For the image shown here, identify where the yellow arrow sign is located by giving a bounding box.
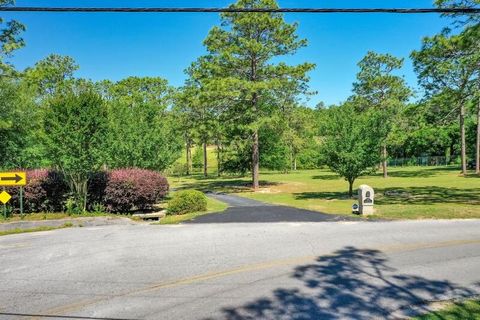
[0,172,27,186]
[0,191,12,204]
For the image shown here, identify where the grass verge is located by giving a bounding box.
[158,196,228,225]
[0,212,132,224]
[413,299,480,320]
[0,223,74,237]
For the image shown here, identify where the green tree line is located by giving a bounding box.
[1,0,479,199]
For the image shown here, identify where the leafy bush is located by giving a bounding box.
[167,190,207,215]
[64,196,83,215]
[7,169,68,213]
[104,168,169,213]
[166,162,188,177]
[192,147,203,169]
[87,171,108,210]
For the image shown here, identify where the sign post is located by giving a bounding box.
[0,172,27,219]
[20,186,24,217]
[2,187,6,219]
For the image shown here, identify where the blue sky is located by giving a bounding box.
[3,0,451,106]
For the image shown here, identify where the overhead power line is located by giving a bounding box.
[0,7,479,14]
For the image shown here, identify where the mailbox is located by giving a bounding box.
[358,184,374,215]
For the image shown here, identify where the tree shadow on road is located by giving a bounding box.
[205,246,477,320]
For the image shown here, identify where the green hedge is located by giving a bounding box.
[167,190,207,215]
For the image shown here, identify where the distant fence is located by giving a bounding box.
[388,156,460,167]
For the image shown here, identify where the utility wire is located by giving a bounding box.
[0,7,479,14]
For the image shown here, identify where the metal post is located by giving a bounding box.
[3,186,6,219]
[20,186,24,217]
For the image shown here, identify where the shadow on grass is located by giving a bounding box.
[176,176,280,193]
[377,186,480,205]
[311,174,341,180]
[295,191,352,200]
[204,246,476,320]
[312,167,460,181]
[375,166,460,178]
[295,186,480,206]
[384,170,438,178]
[465,174,480,179]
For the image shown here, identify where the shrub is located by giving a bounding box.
[64,196,83,215]
[192,147,203,169]
[167,190,207,215]
[7,169,68,213]
[104,168,169,213]
[87,171,108,210]
[166,162,188,177]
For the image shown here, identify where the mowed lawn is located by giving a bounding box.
[413,299,480,320]
[170,166,480,220]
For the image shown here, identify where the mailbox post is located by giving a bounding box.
[358,184,375,215]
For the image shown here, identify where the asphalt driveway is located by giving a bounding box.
[187,193,357,223]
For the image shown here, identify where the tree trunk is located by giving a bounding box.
[250,49,260,190]
[293,157,297,171]
[186,139,192,176]
[81,180,87,213]
[382,144,388,178]
[476,99,480,174]
[348,179,354,198]
[460,103,467,175]
[252,129,260,190]
[216,140,221,177]
[203,141,208,177]
[70,174,87,213]
[290,151,293,172]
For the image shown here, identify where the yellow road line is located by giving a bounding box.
[380,238,480,254]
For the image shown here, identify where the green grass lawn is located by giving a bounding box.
[0,224,74,237]
[157,196,229,224]
[0,212,132,223]
[169,166,480,220]
[413,299,480,320]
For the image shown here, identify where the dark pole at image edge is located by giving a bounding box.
[0,7,479,14]
[2,187,6,219]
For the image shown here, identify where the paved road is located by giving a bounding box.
[189,193,355,223]
[0,219,479,319]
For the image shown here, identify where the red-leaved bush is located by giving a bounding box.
[7,169,68,213]
[103,168,169,213]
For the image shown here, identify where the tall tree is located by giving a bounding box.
[412,27,480,175]
[0,77,43,169]
[184,59,221,177]
[352,52,411,178]
[101,77,182,171]
[24,54,79,97]
[173,87,198,176]
[282,105,317,171]
[476,88,480,174]
[201,0,314,189]
[0,0,25,75]
[44,89,107,211]
[435,0,480,25]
